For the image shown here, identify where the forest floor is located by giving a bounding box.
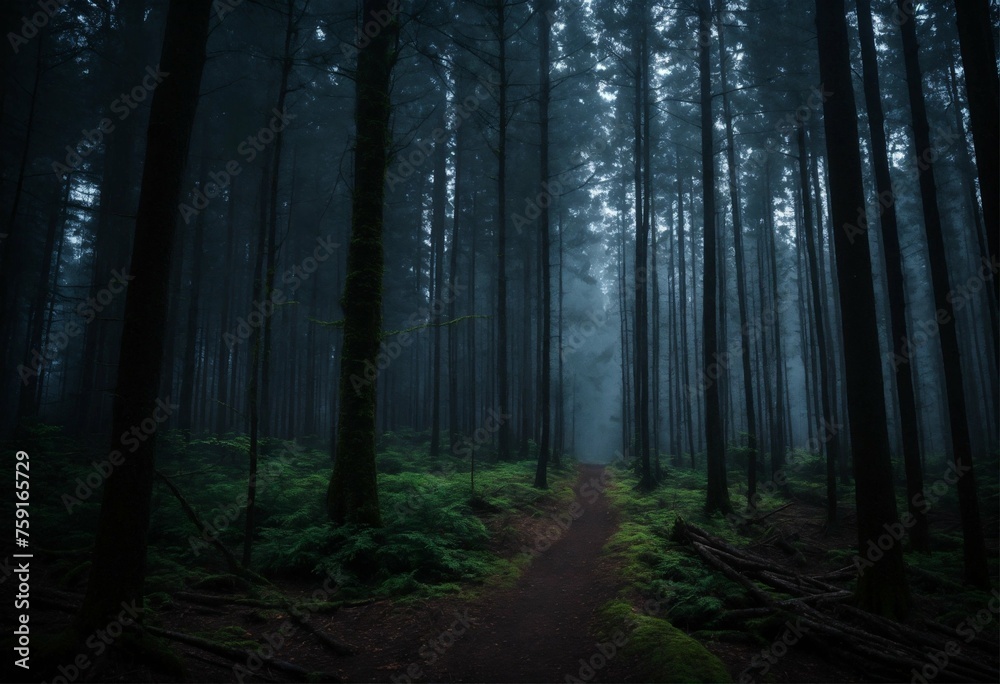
[18,456,999,683]
[329,463,624,682]
[171,463,635,683]
[138,465,868,682]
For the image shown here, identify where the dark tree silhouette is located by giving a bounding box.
[76,0,213,632]
[896,0,990,589]
[327,0,399,526]
[700,0,731,515]
[814,0,909,618]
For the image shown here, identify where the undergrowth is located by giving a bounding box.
[605,446,1000,652]
[15,423,577,604]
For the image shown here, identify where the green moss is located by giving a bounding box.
[603,466,752,630]
[598,601,732,683]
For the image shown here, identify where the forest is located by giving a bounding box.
[0,0,998,681]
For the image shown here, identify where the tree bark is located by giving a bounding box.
[495,0,511,461]
[953,0,999,302]
[896,1,989,589]
[855,0,928,551]
[327,0,399,526]
[700,0,730,514]
[534,0,552,488]
[75,0,212,632]
[814,0,909,618]
[717,2,758,508]
[797,127,839,525]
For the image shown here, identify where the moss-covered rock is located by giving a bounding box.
[598,600,732,683]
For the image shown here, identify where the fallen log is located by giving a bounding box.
[673,517,999,682]
[147,626,339,682]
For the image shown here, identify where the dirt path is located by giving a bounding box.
[341,463,624,683]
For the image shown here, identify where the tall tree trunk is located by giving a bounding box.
[245,1,297,562]
[644,13,659,481]
[953,0,999,303]
[534,0,552,488]
[495,0,511,461]
[179,154,208,437]
[244,156,270,563]
[555,203,564,466]
[0,28,43,399]
[810,132,844,480]
[16,180,62,422]
[633,9,652,489]
[947,58,999,449]
[717,2,758,508]
[76,0,212,632]
[763,167,787,478]
[38,192,70,416]
[78,0,148,436]
[855,0,928,551]
[430,91,448,458]
[797,127,840,525]
[814,0,909,618]
[700,0,730,514]
[896,2,990,589]
[327,0,398,526]
[449,86,464,456]
[676,150,695,463]
[216,176,239,433]
[668,225,683,466]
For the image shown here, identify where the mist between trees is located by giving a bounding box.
[0,0,997,680]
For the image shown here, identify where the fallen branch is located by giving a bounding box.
[672,517,999,682]
[155,470,248,579]
[146,626,335,682]
[750,502,796,524]
[155,471,355,656]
